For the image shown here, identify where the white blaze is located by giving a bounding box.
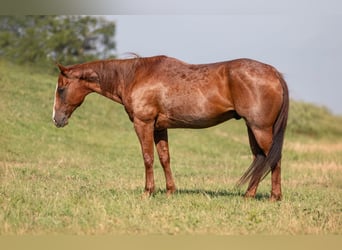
[52,84,57,122]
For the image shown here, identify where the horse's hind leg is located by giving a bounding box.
[249,125,283,201]
[271,161,282,201]
[244,126,263,198]
[245,125,273,198]
[154,129,176,195]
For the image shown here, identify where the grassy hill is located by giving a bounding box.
[0,59,341,235]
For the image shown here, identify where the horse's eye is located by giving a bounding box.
[57,87,65,95]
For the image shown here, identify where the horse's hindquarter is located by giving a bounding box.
[227,59,284,128]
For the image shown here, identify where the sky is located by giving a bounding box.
[102,3,342,115]
[2,1,341,114]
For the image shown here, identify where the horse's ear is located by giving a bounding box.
[56,63,81,79]
[56,62,96,81]
[57,63,74,78]
[57,63,67,74]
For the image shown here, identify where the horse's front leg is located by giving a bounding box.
[154,129,176,196]
[134,119,155,197]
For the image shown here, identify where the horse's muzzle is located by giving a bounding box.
[52,114,68,128]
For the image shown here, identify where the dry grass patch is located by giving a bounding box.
[290,162,342,172]
[286,141,342,153]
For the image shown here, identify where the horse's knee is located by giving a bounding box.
[143,153,154,167]
[159,154,170,167]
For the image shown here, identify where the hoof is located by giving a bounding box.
[270,193,282,202]
[141,192,151,200]
[244,191,256,199]
[141,188,154,199]
[166,187,176,197]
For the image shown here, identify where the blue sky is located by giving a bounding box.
[108,13,342,115]
[3,0,340,114]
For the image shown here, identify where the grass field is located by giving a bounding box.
[0,59,341,235]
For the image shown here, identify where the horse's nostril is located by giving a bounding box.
[52,117,66,128]
[52,117,59,126]
[52,116,67,128]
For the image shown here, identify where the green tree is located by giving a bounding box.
[0,16,116,67]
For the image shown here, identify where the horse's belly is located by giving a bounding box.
[152,83,236,129]
[155,109,239,129]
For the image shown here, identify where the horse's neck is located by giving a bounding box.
[89,57,161,104]
[94,59,139,104]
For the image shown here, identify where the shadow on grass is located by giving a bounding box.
[155,188,270,201]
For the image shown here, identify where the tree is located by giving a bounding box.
[0,16,116,68]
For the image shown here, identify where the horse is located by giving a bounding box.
[52,55,289,201]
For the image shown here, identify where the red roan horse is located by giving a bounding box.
[52,55,289,201]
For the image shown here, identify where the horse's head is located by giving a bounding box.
[52,64,98,128]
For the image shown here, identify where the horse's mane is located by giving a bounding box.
[70,55,166,94]
[120,52,141,59]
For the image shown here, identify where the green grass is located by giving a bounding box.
[0,59,341,235]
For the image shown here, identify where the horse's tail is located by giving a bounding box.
[238,72,289,187]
